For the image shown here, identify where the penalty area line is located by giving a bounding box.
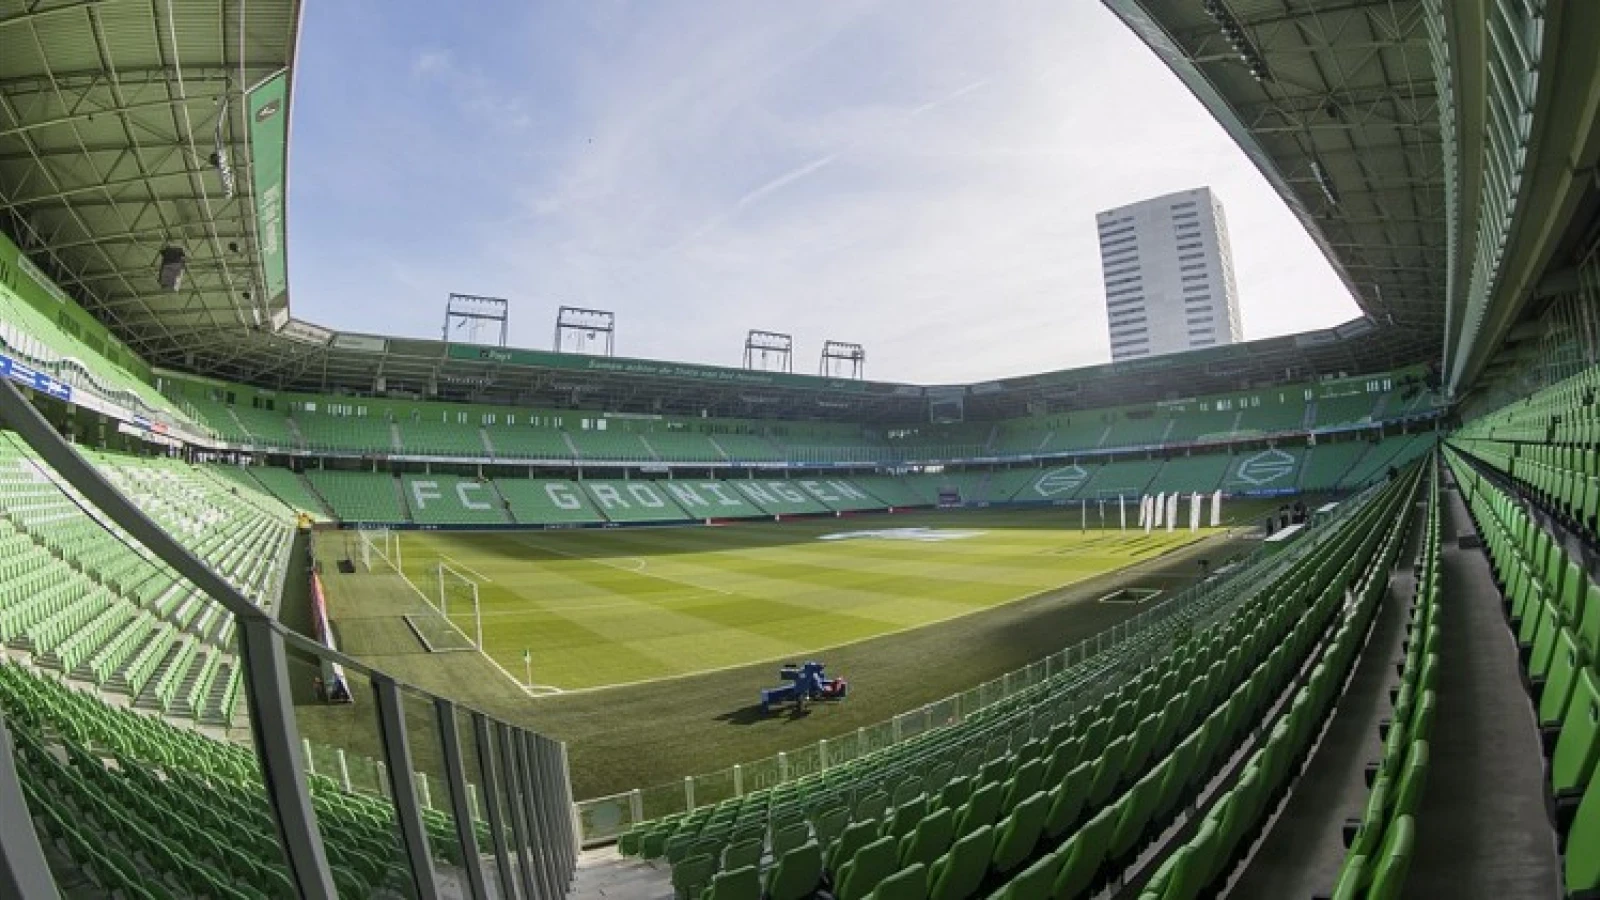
[439,553,495,583]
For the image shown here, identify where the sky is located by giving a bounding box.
[285,0,1361,385]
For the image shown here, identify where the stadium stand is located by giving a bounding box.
[568,429,654,462]
[226,404,300,450]
[498,478,609,526]
[486,422,579,460]
[1313,390,1379,429]
[1101,414,1171,450]
[305,470,410,523]
[616,463,1421,900]
[582,480,694,522]
[853,477,934,509]
[656,481,771,519]
[402,474,509,526]
[397,418,491,457]
[295,412,395,455]
[1221,447,1303,495]
[237,465,334,522]
[1076,459,1163,500]
[708,433,788,463]
[1145,453,1230,496]
[640,430,728,463]
[1232,396,1312,436]
[1297,441,1371,493]
[1336,434,1435,491]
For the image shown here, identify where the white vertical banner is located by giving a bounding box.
[1166,492,1178,532]
[1080,500,1086,531]
[1189,492,1201,531]
[1211,489,1223,526]
[1151,493,1163,528]
[1138,495,1148,526]
[1119,495,1127,531]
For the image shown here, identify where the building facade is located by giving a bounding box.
[1098,187,1243,361]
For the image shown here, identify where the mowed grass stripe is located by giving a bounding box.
[382,518,1211,689]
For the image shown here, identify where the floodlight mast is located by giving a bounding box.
[553,306,616,356]
[819,340,866,379]
[441,293,510,346]
[743,330,794,373]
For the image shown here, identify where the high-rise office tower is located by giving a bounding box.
[1098,187,1243,361]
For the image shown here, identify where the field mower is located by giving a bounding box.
[759,661,847,713]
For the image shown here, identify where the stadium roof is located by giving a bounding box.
[1106,0,1445,366]
[17,0,1586,424]
[0,0,299,360]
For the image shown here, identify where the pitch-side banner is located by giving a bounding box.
[248,71,290,307]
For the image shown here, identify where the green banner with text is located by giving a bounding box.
[247,72,290,306]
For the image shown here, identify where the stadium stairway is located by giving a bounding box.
[602,464,1421,900]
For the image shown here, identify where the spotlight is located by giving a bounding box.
[157,247,187,292]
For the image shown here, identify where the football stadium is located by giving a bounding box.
[0,1,1596,899]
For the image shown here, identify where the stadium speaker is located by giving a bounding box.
[157,247,187,292]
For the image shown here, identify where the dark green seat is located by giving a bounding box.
[955,783,1003,838]
[702,865,761,900]
[1541,627,1588,728]
[867,863,928,900]
[765,842,823,900]
[883,794,928,840]
[927,824,994,900]
[1365,815,1415,900]
[1043,761,1092,840]
[722,837,762,872]
[773,821,811,858]
[1051,803,1115,900]
[828,819,879,874]
[1552,667,1600,801]
[898,807,954,868]
[836,836,899,900]
[813,806,850,851]
[672,853,717,900]
[990,790,1049,876]
[991,853,1055,900]
[1564,760,1600,893]
[1001,759,1045,813]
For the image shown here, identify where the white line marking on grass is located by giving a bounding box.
[439,554,495,583]
[509,537,736,596]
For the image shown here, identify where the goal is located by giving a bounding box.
[432,561,484,651]
[355,527,400,573]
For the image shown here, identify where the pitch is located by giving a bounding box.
[344,509,1218,691]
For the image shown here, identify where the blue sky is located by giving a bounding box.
[286,0,1360,384]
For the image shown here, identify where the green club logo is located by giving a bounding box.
[1235,449,1296,486]
[1033,465,1089,497]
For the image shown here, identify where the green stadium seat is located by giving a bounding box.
[765,841,823,900]
[866,862,928,900]
[672,853,716,900]
[989,790,1048,876]
[927,825,994,900]
[703,865,761,900]
[829,820,879,874]
[898,807,954,868]
[835,836,898,900]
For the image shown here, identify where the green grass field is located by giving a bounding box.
[384,511,1217,690]
[312,507,1269,797]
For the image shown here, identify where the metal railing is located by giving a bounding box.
[0,377,579,900]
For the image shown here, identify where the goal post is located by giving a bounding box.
[434,561,484,651]
[355,527,399,574]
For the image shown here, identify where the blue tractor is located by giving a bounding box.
[760,661,848,713]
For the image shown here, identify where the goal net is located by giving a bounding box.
[355,527,399,573]
[401,560,482,654]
